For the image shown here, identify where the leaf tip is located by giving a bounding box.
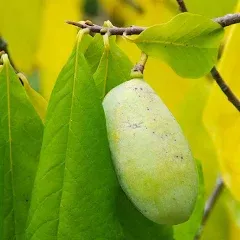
[1,53,9,65]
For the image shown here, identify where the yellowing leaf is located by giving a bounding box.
[36,0,82,100]
[203,2,240,201]
[0,0,43,73]
[18,73,47,123]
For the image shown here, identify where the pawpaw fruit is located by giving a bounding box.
[103,78,198,225]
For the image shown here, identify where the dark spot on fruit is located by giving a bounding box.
[152,131,155,134]
[181,156,183,159]
[174,139,176,142]
[140,87,143,90]
[147,107,149,110]
[135,87,138,90]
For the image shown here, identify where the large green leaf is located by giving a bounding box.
[25,31,124,239]
[174,160,204,240]
[84,34,104,74]
[0,54,43,239]
[93,36,133,99]
[129,12,224,78]
[117,189,174,240]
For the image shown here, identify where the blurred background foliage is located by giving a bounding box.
[0,0,240,239]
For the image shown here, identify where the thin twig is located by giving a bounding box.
[66,12,240,35]
[194,177,224,240]
[66,20,146,35]
[211,67,240,111]
[176,0,188,12]
[214,13,240,27]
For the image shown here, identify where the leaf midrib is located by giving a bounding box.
[137,39,217,49]
[103,49,109,98]
[6,62,17,238]
[55,38,81,238]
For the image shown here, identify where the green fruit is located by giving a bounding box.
[103,78,198,225]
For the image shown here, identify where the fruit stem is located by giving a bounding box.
[130,52,148,79]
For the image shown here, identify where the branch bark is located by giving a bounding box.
[194,177,224,240]
[211,67,240,111]
[67,12,240,35]
[176,0,188,12]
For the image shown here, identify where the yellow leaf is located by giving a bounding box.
[36,0,81,99]
[0,0,43,73]
[18,73,47,123]
[225,192,240,240]
[203,2,240,201]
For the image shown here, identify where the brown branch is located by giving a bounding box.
[194,177,224,240]
[66,12,240,35]
[211,67,240,111]
[66,20,146,35]
[176,0,188,12]
[214,13,240,27]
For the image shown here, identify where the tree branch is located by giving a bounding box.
[211,67,240,111]
[176,0,188,12]
[194,177,224,240]
[66,12,240,35]
[214,13,240,27]
[66,20,146,35]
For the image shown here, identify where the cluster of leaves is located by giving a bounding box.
[0,11,231,239]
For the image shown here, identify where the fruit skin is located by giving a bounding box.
[103,78,198,225]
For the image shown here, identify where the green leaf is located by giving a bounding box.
[174,159,204,240]
[93,36,173,240]
[130,12,224,78]
[85,34,104,74]
[117,188,174,240]
[26,32,124,239]
[93,36,133,99]
[0,54,44,239]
